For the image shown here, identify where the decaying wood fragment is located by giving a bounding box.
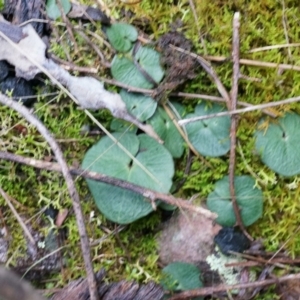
[51,269,164,300]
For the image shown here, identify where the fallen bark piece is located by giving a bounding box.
[51,269,164,300]
[0,20,162,143]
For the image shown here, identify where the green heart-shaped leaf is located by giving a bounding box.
[185,102,230,157]
[82,133,174,224]
[111,46,164,89]
[106,23,138,52]
[207,176,263,227]
[120,89,157,122]
[255,113,300,176]
[161,262,203,293]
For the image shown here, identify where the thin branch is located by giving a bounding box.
[0,151,217,220]
[248,43,300,53]
[100,78,276,117]
[227,251,288,269]
[99,76,154,94]
[168,272,300,299]
[0,187,35,245]
[50,54,98,73]
[178,94,300,125]
[0,93,99,300]
[229,12,251,240]
[99,64,276,118]
[163,101,214,168]
[204,55,300,72]
[89,77,277,118]
[163,102,201,158]
[173,92,276,117]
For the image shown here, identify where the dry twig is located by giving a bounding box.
[0,151,216,220]
[50,54,98,73]
[0,187,35,245]
[204,55,300,72]
[163,102,201,158]
[97,79,277,117]
[229,13,251,240]
[178,94,300,124]
[248,43,300,53]
[168,272,300,299]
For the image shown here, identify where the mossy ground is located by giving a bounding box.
[1,0,300,297]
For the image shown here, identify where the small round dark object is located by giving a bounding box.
[0,76,36,106]
[0,60,10,81]
[44,206,59,221]
[214,227,250,255]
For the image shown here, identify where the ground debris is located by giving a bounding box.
[155,22,197,99]
[158,210,221,264]
[2,0,47,36]
[51,269,164,300]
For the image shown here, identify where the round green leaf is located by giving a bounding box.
[106,23,138,52]
[185,103,231,157]
[207,176,263,227]
[46,0,71,20]
[111,46,164,89]
[82,132,174,224]
[161,262,203,292]
[148,106,185,158]
[255,113,300,176]
[120,89,157,122]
